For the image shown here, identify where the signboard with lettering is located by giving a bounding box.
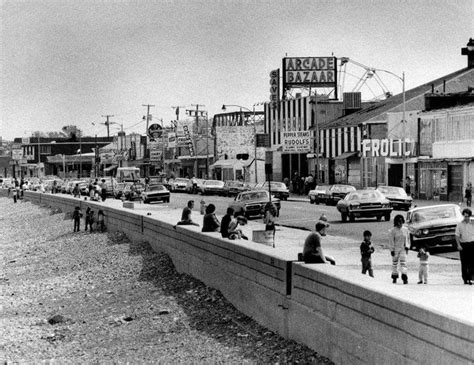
[150,149,162,162]
[282,57,337,89]
[361,139,416,158]
[269,69,279,104]
[282,130,311,152]
[183,125,195,157]
[167,132,176,149]
[148,123,162,141]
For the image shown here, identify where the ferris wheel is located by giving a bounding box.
[283,57,401,102]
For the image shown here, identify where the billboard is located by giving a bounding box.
[282,57,337,89]
[282,130,311,153]
[269,69,279,104]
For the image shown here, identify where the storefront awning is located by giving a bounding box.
[210,158,250,169]
[334,151,359,160]
[104,164,118,172]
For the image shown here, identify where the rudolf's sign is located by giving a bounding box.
[361,139,415,158]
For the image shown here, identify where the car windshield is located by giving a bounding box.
[148,185,165,191]
[411,206,458,222]
[205,180,224,186]
[332,185,354,193]
[348,190,383,200]
[242,191,267,201]
[378,186,407,197]
[316,185,329,191]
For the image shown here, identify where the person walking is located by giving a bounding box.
[455,208,474,285]
[417,246,429,284]
[100,179,107,202]
[388,214,410,284]
[360,230,375,277]
[465,182,472,207]
[72,183,80,198]
[72,206,82,232]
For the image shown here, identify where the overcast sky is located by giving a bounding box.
[0,0,472,140]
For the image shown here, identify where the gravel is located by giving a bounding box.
[1,198,333,364]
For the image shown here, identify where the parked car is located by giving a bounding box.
[113,182,128,199]
[185,178,205,194]
[200,180,225,195]
[406,204,465,250]
[222,180,250,197]
[376,186,413,211]
[229,190,281,219]
[78,181,90,196]
[141,184,170,204]
[324,184,356,205]
[168,178,189,192]
[123,182,145,201]
[308,185,330,204]
[336,189,392,222]
[257,181,290,200]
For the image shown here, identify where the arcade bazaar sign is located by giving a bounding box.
[361,139,416,158]
[282,131,311,153]
[283,57,337,88]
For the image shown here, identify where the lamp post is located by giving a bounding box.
[221,104,258,183]
[309,95,320,184]
[374,69,406,187]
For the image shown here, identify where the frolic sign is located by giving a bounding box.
[361,139,415,158]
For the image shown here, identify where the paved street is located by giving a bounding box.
[106,191,462,260]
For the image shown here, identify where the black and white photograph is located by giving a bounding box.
[1,0,473,363]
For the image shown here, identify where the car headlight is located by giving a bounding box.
[415,230,421,237]
[422,229,429,235]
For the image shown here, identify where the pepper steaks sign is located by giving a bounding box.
[282,131,311,152]
[283,57,337,88]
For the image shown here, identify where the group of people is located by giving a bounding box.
[284,172,316,196]
[174,200,279,241]
[72,206,106,233]
[302,210,474,286]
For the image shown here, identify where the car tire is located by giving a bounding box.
[143,199,149,204]
[349,213,355,222]
[341,213,347,222]
[384,213,391,221]
[376,215,382,221]
[164,198,170,203]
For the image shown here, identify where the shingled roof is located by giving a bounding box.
[320,67,474,129]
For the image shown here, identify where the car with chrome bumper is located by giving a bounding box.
[324,184,356,205]
[337,189,392,222]
[257,181,290,200]
[308,185,330,204]
[200,180,225,195]
[168,178,189,192]
[141,184,170,203]
[406,204,464,250]
[229,190,281,219]
[376,185,413,211]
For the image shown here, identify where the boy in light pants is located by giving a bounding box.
[417,246,429,284]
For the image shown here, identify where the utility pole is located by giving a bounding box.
[101,115,114,137]
[187,104,205,177]
[142,104,155,178]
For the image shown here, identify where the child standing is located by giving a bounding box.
[389,215,410,284]
[417,247,429,284]
[85,207,91,231]
[360,230,375,277]
[97,210,105,232]
[72,206,82,232]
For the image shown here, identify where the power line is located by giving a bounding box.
[101,115,114,138]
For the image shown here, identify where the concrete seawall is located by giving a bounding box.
[4,189,473,364]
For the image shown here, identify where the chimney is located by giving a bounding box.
[461,38,474,68]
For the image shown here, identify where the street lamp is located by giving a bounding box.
[221,104,258,183]
[373,69,406,187]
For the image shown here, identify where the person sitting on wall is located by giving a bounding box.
[228,215,248,240]
[202,204,220,233]
[174,200,200,228]
[302,216,336,265]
